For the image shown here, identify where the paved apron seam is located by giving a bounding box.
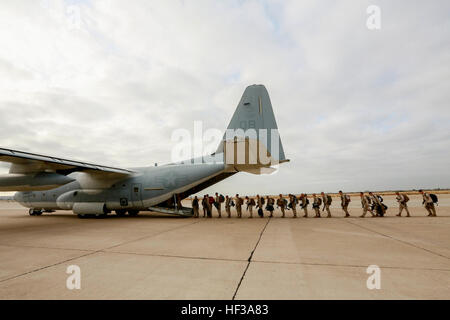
[344,219,449,260]
[0,220,200,284]
[232,217,271,300]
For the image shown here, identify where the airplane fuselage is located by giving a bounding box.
[14,162,233,215]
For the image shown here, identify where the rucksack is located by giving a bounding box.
[209,196,215,204]
[219,194,225,203]
[430,194,438,204]
[261,197,265,205]
[345,195,351,204]
[377,195,384,202]
[326,195,332,205]
[403,194,410,203]
[257,208,263,217]
[250,199,256,206]
[230,200,235,207]
[317,198,322,206]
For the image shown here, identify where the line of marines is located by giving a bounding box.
[190,190,438,218]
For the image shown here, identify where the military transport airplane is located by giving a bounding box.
[0,85,288,218]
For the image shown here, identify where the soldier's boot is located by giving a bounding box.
[344,207,350,217]
[405,208,410,217]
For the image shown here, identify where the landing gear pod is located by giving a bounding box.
[73,202,109,217]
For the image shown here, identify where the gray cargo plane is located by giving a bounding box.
[0,85,288,218]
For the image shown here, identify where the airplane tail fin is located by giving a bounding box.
[215,85,288,174]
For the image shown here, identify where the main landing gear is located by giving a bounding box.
[28,209,43,216]
[77,213,108,219]
[76,210,140,219]
[115,209,139,217]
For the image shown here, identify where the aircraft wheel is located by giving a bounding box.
[95,213,108,219]
[116,209,127,217]
[29,209,42,216]
[77,214,87,219]
[128,210,139,216]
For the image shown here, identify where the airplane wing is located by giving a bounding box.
[0,147,134,175]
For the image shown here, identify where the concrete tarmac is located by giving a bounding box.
[0,194,449,299]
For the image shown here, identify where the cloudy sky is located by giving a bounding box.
[1,0,449,196]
